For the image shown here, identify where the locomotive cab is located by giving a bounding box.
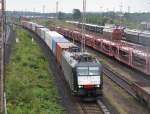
[74,54,103,96]
[62,47,103,97]
[75,64,103,96]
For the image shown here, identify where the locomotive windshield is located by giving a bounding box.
[89,67,99,75]
[77,67,100,76]
[77,67,88,76]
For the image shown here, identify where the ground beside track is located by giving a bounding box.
[103,76,150,114]
[5,28,64,114]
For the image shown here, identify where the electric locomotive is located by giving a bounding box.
[62,46,103,96]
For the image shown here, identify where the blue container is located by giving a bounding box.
[52,37,69,55]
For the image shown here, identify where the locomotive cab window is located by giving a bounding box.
[89,67,99,75]
[77,67,88,76]
[77,67,99,76]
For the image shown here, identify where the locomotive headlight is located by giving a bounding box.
[96,85,100,87]
[78,85,83,88]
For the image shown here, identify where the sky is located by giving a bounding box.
[6,0,150,13]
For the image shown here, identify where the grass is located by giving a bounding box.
[5,28,64,114]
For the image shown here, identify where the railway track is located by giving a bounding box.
[78,99,111,114]
[103,65,136,98]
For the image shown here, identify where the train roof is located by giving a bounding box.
[66,20,104,28]
[39,28,49,31]
[63,50,99,67]
[84,23,104,28]
[36,24,44,28]
[46,31,64,38]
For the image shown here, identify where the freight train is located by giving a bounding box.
[66,21,150,47]
[21,21,103,97]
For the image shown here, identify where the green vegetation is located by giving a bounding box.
[5,28,64,114]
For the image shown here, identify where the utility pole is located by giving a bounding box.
[0,0,5,113]
[43,5,45,13]
[42,5,45,18]
[119,0,123,26]
[81,0,86,52]
[56,0,59,20]
[128,6,130,13]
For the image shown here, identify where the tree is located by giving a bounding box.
[72,9,81,20]
[58,12,65,20]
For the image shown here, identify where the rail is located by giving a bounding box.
[103,65,136,98]
[97,99,111,114]
[78,99,111,114]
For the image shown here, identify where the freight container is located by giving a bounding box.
[31,23,38,31]
[45,31,63,49]
[37,27,42,36]
[35,25,44,33]
[45,31,66,50]
[26,22,32,29]
[39,28,49,40]
[56,42,75,64]
[52,37,69,55]
[139,31,150,47]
